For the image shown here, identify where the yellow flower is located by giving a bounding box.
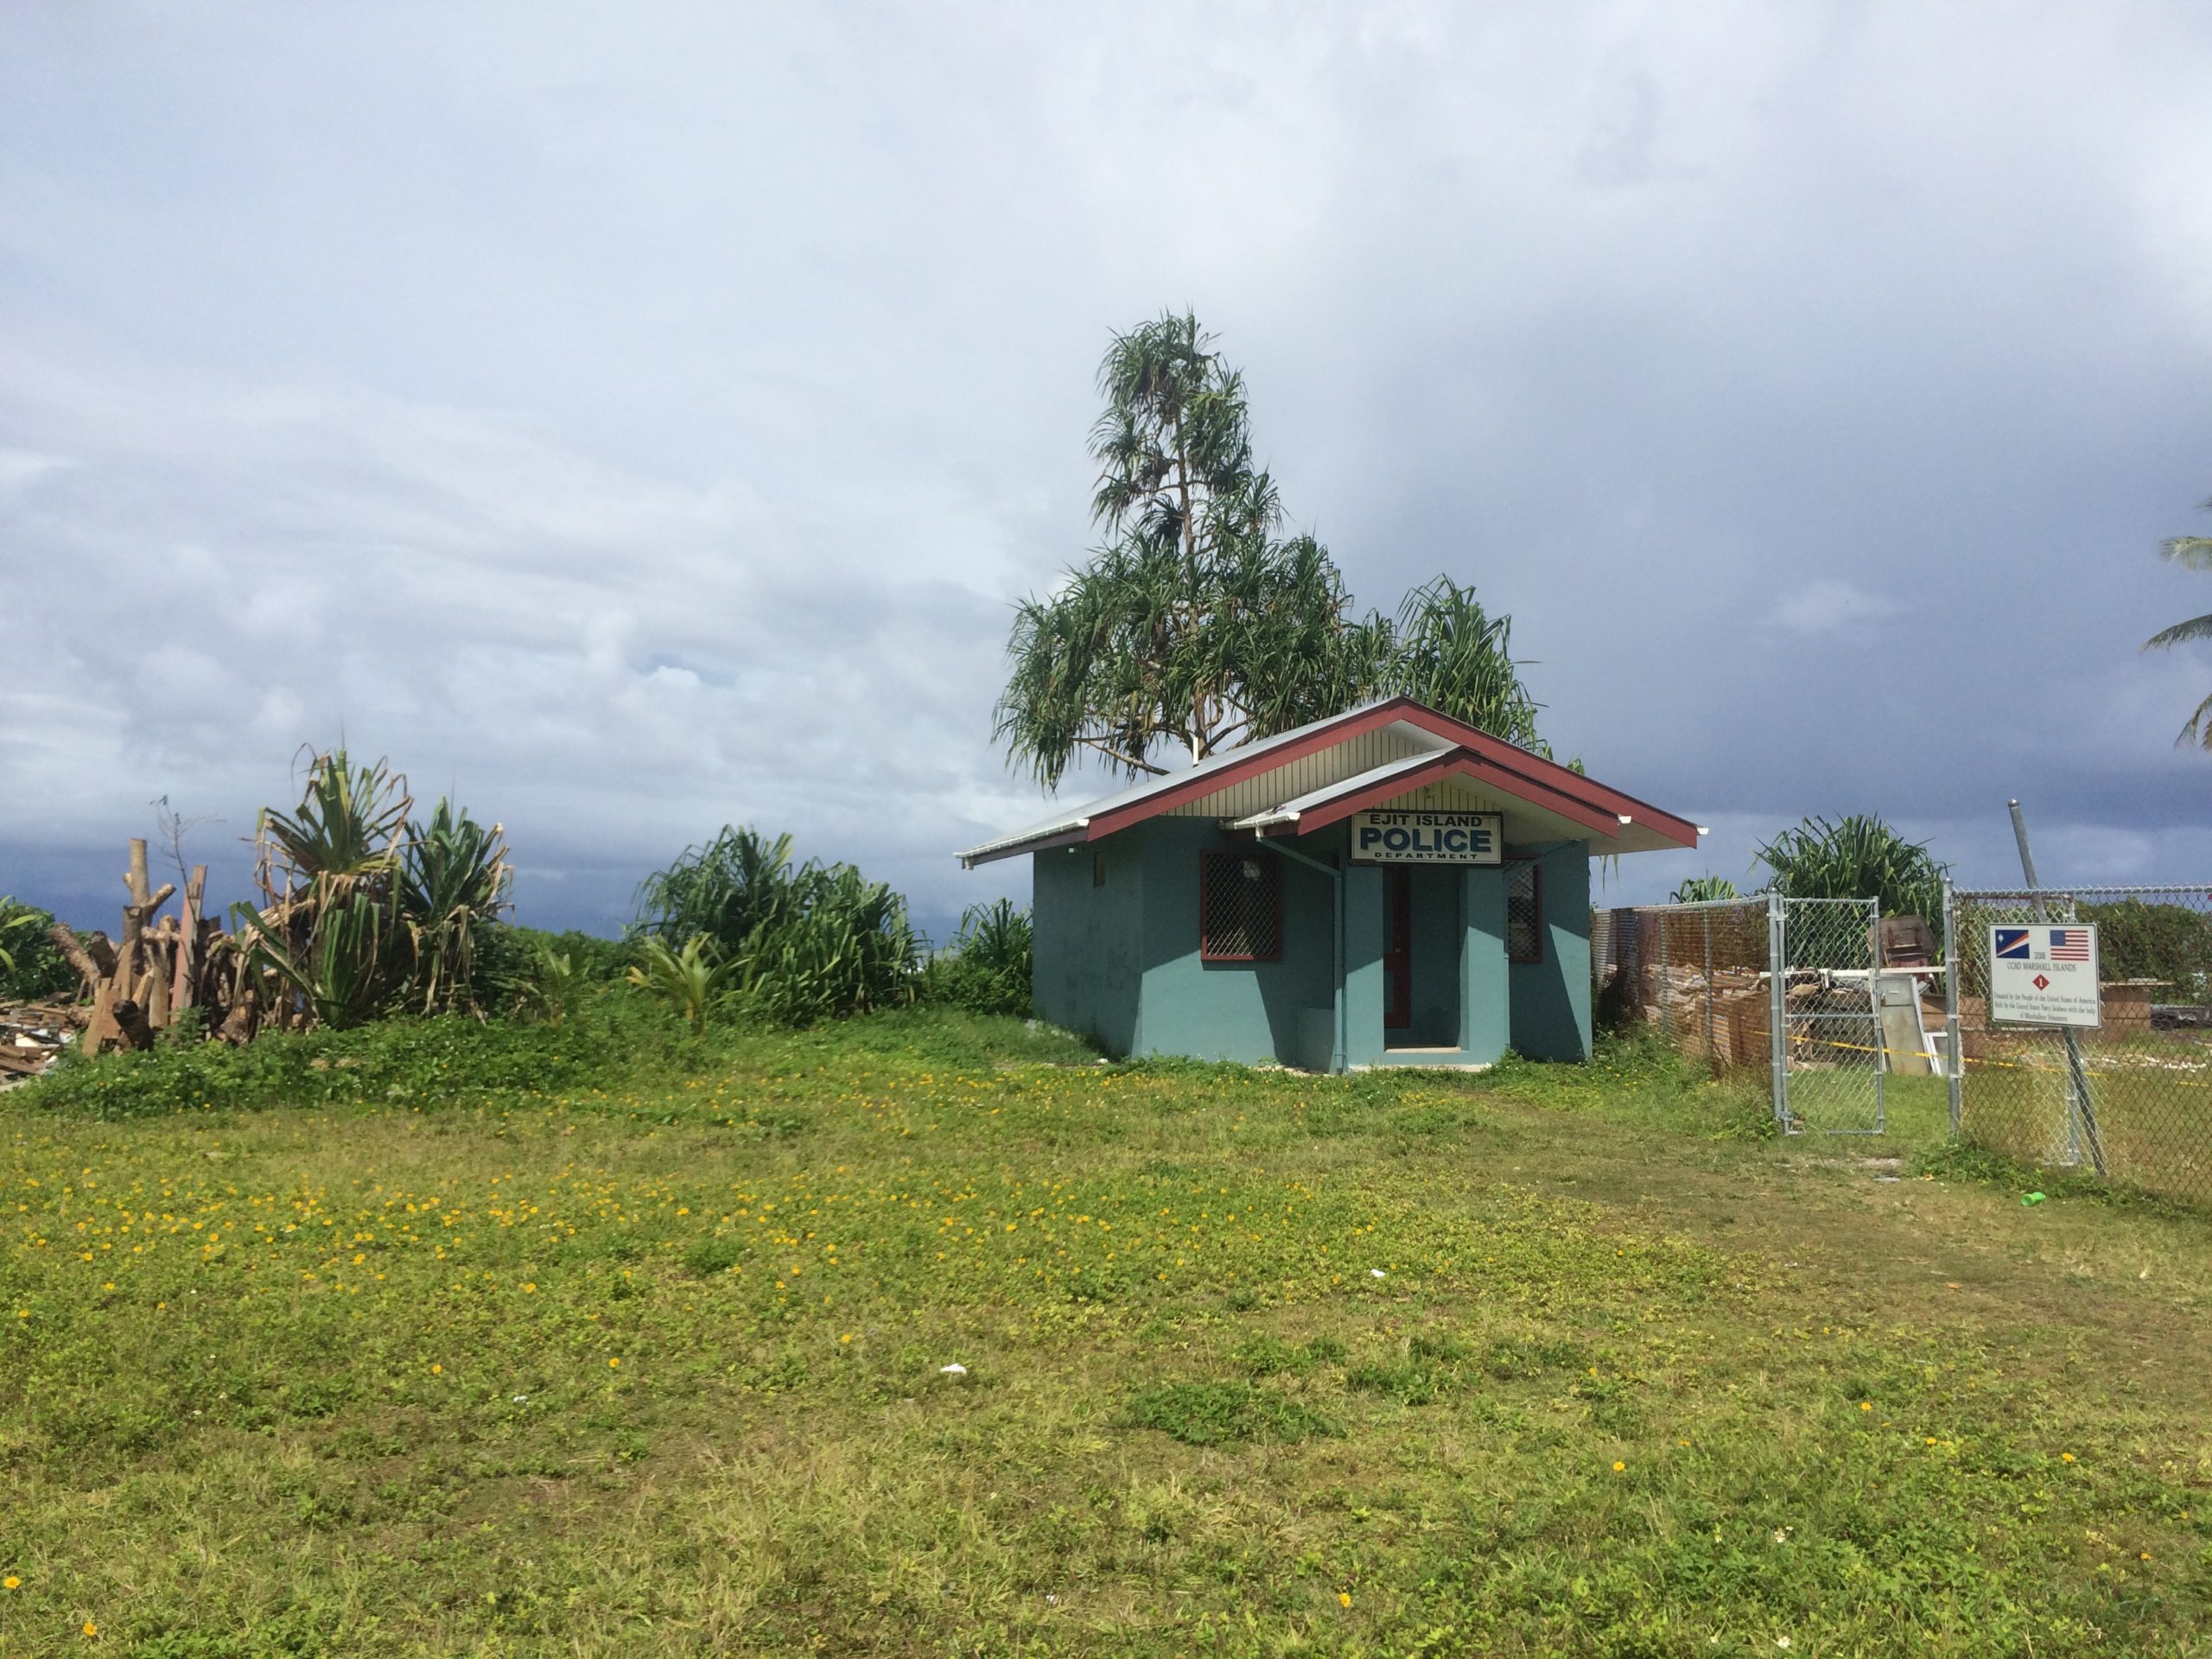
[3,1576,19,1589]
[2061,1452,2075,1464]
[1859,1402,1872,1412]
[430,1364,442,1375]
[83,1623,98,1637]
[609,1357,620,1368]
[1338,1592,1351,1607]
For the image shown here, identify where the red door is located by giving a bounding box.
[1383,868,1412,1031]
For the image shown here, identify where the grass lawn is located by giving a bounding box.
[4,1008,2211,1656]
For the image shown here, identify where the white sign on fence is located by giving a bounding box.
[1349,810,1503,865]
[1987,925,2101,1027]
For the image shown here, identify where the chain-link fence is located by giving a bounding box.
[1950,885,2212,1205]
[1593,894,1898,1135]
[1592,897,1772,1082]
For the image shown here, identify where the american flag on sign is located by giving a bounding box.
[2047,928,2091,961]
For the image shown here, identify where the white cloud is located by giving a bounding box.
[1768,579,1898,635]
[3,2,2211,929]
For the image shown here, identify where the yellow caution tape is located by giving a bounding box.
[1777,1033,2212,1089]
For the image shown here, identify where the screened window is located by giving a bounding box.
[1505,862,1543,964]
[1200,851,1282,962]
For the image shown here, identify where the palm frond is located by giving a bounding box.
[2175,688,2212,752]
[2144,612,2212,651]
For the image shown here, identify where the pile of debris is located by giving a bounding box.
[0,1002,79,1084]
[44,837,280,1059]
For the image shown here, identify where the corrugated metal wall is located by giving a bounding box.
[1166,728,1435,817]
[1164,730,1517,820]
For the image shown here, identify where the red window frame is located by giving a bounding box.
[1199,849,1284,963]
[1506,861,1543,964]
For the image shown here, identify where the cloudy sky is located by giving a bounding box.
[3,2,2208,938]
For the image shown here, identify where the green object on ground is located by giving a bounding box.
[2022,1191,2048,1205]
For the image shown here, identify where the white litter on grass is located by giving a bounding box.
[512,1395,529,1403]
[939,1363,968,1376]
[1370,1268,1386,1279]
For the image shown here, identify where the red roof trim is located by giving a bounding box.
[1089,698,1695,849]
[1261,749,1624,842]
[1371,697,1699,846]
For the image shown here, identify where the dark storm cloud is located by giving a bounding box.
[2,3,2207,937]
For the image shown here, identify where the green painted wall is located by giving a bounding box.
[1343,854,1386,1065]
[1132,819,1338,1071]
[1029,820,1592,1071]
[1031,840,1141,1055]
[1508,842,1593,1061]
[1458,863,1511,1064]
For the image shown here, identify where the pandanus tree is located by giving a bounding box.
[232,749,512,1027]
[2144,497,2212,748]
[1756,815,1948,924]
[995,313,1549,786]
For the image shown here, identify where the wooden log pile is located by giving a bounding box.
[50,837,279,1057]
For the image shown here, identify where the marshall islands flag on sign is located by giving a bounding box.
[1993,927,2092,961]
[1988,924,2101,1027]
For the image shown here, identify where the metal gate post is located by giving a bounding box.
[1869,897,1887,1134]
[1767,892,1789,1131]
[1942,878,1961,1135]
[2008,802,2107,1176]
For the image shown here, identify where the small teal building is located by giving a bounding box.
[960,697,1701,1071]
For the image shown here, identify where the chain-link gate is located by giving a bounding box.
[1949,885,2212,1205]
[1775,896,1884,1135]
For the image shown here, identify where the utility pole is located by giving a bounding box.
[2008,799,2105,1176]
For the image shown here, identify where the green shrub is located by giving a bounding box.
[1670,875,1740,903]
[1,895,80,1001]
[20,997,1098,1122]
[477,924,633,992]
[635,827,923,1026]
[14,989,706,1120]
[918,899,1033,1016]
[626,934,732,1034]
[2078,899,2212,998]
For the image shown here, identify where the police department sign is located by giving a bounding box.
[1351,810,1502,865]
